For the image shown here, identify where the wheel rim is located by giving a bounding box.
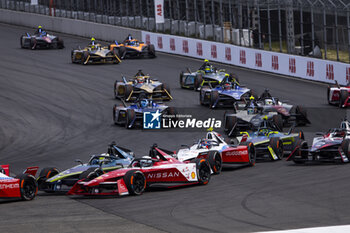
[199,162,210,182]
[278,141,283,159]
[249,144,256,165]
[214,153,222,172]
[23,181,36,200]
[133,173,145,194]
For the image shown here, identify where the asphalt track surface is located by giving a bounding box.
[1,23,350,233]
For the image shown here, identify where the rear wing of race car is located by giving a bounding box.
[0,165,10,176]
[23,166,39,176]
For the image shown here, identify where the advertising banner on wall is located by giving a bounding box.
[142,31,350,85]
[154,0,164,24]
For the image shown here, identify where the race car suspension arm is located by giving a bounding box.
[114,55,121,63]
[84,55,91,65]
[164,89,173,100]
[126,90,134,101]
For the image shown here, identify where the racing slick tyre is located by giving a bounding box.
[207,151,222,174]
[20,36,25,48]
[240,141,256,166]
[291,139,308,164]
[194,73,203,91]
[57,37,64,49]
[82,51,89,65]
[194,158,211,185]
[295,105,308,126]
[339,90,349,108]
[79,167,104,181]
[123,170,146,195]
[147,44,156,58]
[294,129,305,140]
[37,167,59,192]
[327,86,332,105]
[125,109,136,129]
[269,137,284,160]
[113,81,119,99]
[124,84,133,100]
[16,174,38,201]
[210,90,219,109]
[113,104,118,124]
[119,46,126,59]
[179,71,185,88]
[341,139,350,161]
[30,37,36,50]
[112,49,120,64]
[272,114,283,132]
[199,87,209,105]
[71,50,76,63]
[224,115,237,136]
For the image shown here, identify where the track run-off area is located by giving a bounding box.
[1,23,350,233]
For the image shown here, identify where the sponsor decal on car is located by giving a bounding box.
[147,172,180,179]
[225,150,248,156]
[0,183,19,189]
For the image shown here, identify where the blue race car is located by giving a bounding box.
[113,97,176,129]
[199,75,252,108]
[235,119,304,161]
[37,142,134,193]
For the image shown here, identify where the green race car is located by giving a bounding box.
[37,142,134,193]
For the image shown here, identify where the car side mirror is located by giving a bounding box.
[75,159,83,165]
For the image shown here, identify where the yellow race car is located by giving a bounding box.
[114,70,172,102]
[71,44,121,65]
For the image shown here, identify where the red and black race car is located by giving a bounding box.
[67,146,210,196]
[327,81,350,108]
[0,165,38,201]
[286,120,350,164]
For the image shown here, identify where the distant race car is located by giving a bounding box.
[114,71,172,101]
[0,165,38,201]
[180,61,239,90]
[109,35,156,59]
[256,90,310,126]
[113,97,176,129]
[199,76,252,108]
[173,131,256,174]
[286,120,350,164]
[235,120,304,161]
[224,108,284,137]
[20,32,64,50]
[71,43,121,65]
[37,143,134,193]
[327,81,350,108]
[67,145,211,197]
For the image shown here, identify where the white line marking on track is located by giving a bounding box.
[257,224,350,233]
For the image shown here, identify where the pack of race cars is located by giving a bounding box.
[6,26,350,202]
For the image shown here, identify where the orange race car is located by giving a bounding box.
[109,35,156,59]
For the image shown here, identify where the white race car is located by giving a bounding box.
[174,131,255,174]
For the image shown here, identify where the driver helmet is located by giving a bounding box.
[90,37,96,48]
[205,65,213,73]
[265,99,273,105]
[128,39,137,46]
[224,83,232,90]
[137,77,144,84]
[140,99,149,108]
[200,139,211,149]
